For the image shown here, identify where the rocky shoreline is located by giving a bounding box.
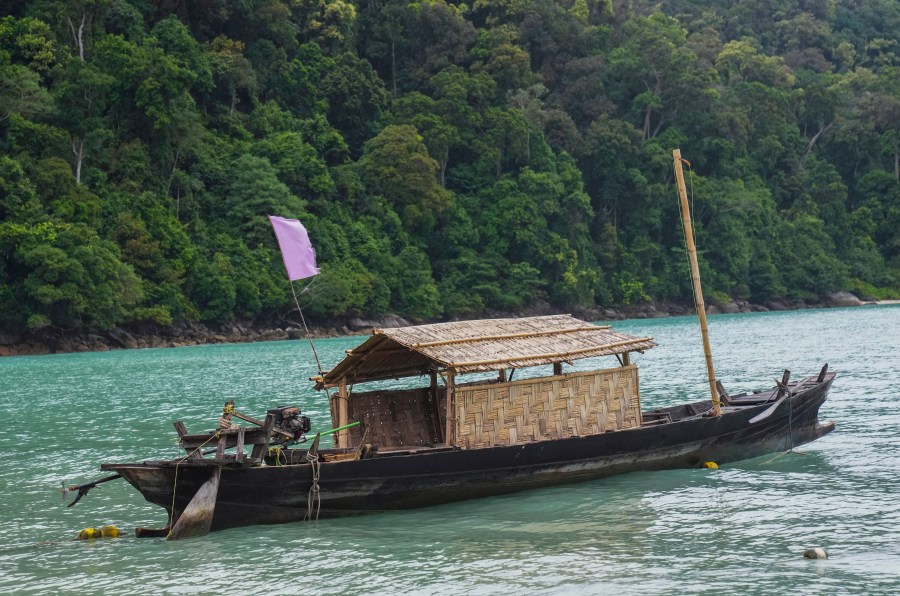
[0,292,876,357]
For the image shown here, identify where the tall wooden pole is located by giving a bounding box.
[444,371,456,447]
[673,149,721,416]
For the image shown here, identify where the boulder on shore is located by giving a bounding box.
[826,292,863,307]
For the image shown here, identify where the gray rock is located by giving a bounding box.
[381,315,411,328]
[826,292,863,307]
[259,328,288,341]
[107,327,138,350]
[718,301,741,314]
[349,317,379,330]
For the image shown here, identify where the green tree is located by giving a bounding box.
[356,124,452,236]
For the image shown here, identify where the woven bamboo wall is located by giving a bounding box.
[454,365,641,449]
[346,387,445,449]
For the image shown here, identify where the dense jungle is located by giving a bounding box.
[1,0,899,339]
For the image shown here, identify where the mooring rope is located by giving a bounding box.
[304,448,321,522]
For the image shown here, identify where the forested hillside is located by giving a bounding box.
[2,0,899,334]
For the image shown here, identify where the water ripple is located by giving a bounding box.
[2,306,900,593]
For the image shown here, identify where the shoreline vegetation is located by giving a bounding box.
[2,4,900,349]
[0,292,885,357]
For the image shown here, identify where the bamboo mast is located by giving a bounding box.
[673,149,721,416]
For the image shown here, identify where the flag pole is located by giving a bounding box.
[289,280,324,374]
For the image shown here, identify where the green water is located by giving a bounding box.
[1,307,899,594]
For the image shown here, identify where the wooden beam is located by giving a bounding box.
[250,413,275,459]
[447,337,654,368]
[410,326,611,348]
[232,410,293,438]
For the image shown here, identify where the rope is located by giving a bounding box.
[289,278,335,422]
[268,446,286,466]
[290,280,324,375]
[303,449,321,522]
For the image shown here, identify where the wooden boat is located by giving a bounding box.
[95,315,835,538]
[73,150,836,538]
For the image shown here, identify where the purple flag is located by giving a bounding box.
[269,215,320,280]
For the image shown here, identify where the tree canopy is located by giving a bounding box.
[1,0,899,333]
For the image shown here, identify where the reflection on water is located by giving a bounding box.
[1,306,900,593]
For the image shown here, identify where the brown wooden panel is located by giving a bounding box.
[346,386,444,449]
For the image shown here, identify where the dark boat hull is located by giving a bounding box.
[104,375,835,532]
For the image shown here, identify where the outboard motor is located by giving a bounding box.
[268,405,311,442]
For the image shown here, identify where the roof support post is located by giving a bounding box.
[444,371,456,447]
[337,379,349,448]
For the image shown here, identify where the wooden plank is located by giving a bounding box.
[179,427,271,451]
[174,421,201,459]
[235,427,245,463]
[166,467,221,540]
[173,421,188,437]
[233,410,292,438]
[250,413,275,459]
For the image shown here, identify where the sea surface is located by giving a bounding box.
[1,306,899,594]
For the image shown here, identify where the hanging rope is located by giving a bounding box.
[303,448,321,521]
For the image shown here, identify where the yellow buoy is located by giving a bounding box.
[77,525,121,540]
[702,461,719,469]
[77,527,101,540]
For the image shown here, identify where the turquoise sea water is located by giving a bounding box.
[1,306,899,594]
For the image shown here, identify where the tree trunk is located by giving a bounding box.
[642,106,653,140]
[391,40,397,96]
[72,137,84,185]
[800,120,834,168]
[66,14,86,61]
[893,136,899,182]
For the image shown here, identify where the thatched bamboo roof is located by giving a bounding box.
[315,314,656,389]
